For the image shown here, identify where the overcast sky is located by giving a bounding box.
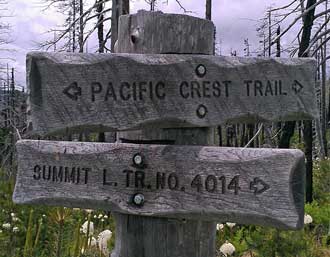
[3,0,293,88]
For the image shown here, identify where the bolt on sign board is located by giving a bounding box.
[26,52,317,135]
[14,140,305,229]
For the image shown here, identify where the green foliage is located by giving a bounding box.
[23,209,34,257]
[313,159,330,203]
[305,202,330,227]
[289,128,305,151]
[216,222,330,257]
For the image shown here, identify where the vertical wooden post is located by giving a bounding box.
[111,0,130,52]
[112,11,216,257]
[206,0,212,20]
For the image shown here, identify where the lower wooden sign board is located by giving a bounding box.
[13,140,305,230]
[27,52,317,135]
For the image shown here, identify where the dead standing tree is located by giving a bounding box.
[0,0,12,77]
[269,0,328,203]
[39,0,112,52]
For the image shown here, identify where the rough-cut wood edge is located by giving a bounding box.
[25,51,318,136]
[13,140,306,230]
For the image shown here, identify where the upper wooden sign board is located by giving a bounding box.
[14,140,305,229]
[27,52,317,135]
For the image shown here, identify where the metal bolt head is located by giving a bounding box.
[196,104,208,118]
[196,64,206,77]
[133,153,144,167]
[133,193,144,206]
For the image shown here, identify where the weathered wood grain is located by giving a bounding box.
[27,52,318,136]
[14,140,305,230]
[116,10,215,54]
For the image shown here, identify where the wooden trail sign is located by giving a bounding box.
[27,52,317,135]
[14,140,305,229]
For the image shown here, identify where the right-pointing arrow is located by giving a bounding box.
[250,178,270,195]
[292,80,304,94]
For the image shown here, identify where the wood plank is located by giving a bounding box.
[13,140,305,229]
[27,52,317,136]
[116,10,215,54]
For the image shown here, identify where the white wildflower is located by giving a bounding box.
[12,226,19,233]
[216,224,224,231]
[81,221,94,235]
[89,237,97,247]
[94,215,97,219]
[2,223,11,230]
[12,217,19,222]
[101,218,105,222]
[103,215,108,219]
[304,214,313,224]
[98,229,112,256]
[85,209,93,213]
[0,229,3,233]
[220,241,235,256]
[42,214,46,218]
[10,213,15,217]
[226,222,236,228]
[98,214,103,219]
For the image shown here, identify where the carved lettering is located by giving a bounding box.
[254,80,263,96]
[88,81,167,102]
[33,165,88,184]
[138,81,147,100]
[222,81,231,97]
[156,172,166,189]
[212,81,221,97]
[52,166,63,182]
[265,81,273,96]
[33,165,41,180]
[244,80,252,97]
[123,170,134,187]
[155,81,166,99]
[82,168,89,184]
[279,80,287,95]
[64,167,78,184]
[245,80,288,97]
[179,80,230,99]
[105,83,117,101]
[168,173,179,190]
[31,164,271,197]
[120,82,131,100]
[91,82,103,102]
[42,166,51,180]
[202,81,211,98]
[135,171,145,188]
[219,176,226,194]
[179,81,189,99]
[205,175,217,193]
[103,169,111,186]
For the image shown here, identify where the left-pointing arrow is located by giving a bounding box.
[250,178,270,195]
[63,82,82,101]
